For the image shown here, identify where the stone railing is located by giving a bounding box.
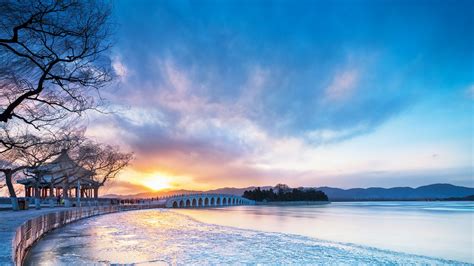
[12,203,163,265]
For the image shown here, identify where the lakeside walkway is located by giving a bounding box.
[0,207,76,264]
[0,194,252,265]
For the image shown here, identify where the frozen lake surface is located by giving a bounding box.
[177,201,474,263]
[25,202,473,265]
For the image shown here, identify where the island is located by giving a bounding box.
[242,184,329,205]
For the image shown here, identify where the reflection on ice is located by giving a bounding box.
[25,209,464,265]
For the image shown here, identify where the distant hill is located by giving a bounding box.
[103,183,474,201]
[103,186,273,199]
[315,184,474,201]
[103,189,200,199]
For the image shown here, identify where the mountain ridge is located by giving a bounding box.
[103,183,474,201]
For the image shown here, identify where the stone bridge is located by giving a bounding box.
[163,193,255,208]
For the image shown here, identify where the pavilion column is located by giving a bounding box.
[94,187,98,198]
[50,185,55,197]
[33,186,40,210]
[63,186,69,198]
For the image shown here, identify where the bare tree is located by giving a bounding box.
[0,1,133,207]
[0,0,113,129]
[0,128,84,209]
[72,140,133,187]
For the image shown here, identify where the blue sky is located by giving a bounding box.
[89,0,473,193]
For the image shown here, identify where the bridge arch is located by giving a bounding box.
[165,193,254,208]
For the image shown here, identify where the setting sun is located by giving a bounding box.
[143,174,172,191]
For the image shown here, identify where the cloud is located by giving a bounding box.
[93,53,413,190]
[112,55,128,80]
[86,0,473,193]
[101,179,152,196]
[324,69,359,101]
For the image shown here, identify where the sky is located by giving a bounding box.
[86,0,473,195]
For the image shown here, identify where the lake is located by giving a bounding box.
[25,201,473,265]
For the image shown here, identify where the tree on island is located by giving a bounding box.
[242,184,328,202]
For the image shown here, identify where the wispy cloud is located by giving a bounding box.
[88,0,474,193]
[112,55,129,80]
[325,69,359,101]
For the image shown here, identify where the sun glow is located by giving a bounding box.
[143,174,173,191]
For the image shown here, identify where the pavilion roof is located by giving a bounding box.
[29,150,93,179]
[17,176,100,187]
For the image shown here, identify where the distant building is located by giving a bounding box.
[17,150,101,199]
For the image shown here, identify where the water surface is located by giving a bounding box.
[25,202,473,264]
[177,201,474,263]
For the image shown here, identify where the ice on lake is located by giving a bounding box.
[25,208,469,265]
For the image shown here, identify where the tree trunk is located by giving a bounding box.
[5,170,17,198]
[34,184,41,209]
[4,170,19,211]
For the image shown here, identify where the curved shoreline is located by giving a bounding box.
[11,204,163,265]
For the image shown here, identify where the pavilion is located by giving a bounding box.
[17,150,102,199]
